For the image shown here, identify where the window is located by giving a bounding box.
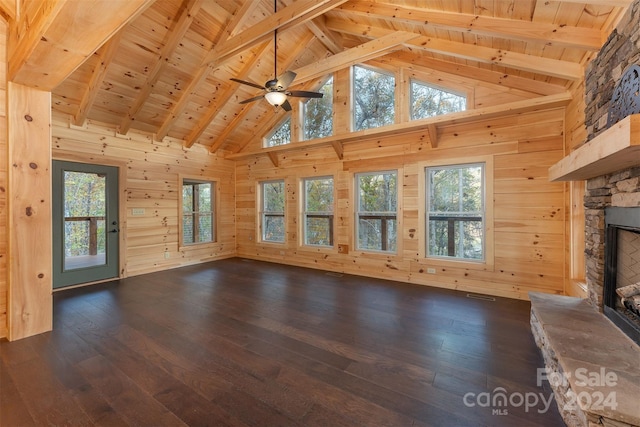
[303,76,333,140]
[303,177,334,247]
[426,164,484,261]
[265,117,291,147]
[353,65,395,131]
[356,171,397,253]
[182,180,214,245]
[261,180,285,243]
[411,79,466,120]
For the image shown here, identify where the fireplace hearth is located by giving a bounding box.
[604,207,640,345]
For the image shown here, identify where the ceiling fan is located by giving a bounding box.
[230,2,323,112]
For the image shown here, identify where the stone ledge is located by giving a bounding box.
[529,292,640,427]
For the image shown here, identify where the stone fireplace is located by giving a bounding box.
[529,2,640,427]
[582,0,640,337]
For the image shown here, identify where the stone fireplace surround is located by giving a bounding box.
[530,1,640,427]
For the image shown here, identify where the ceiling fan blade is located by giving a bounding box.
[288,91,323,99]
[281,99,292,112]
[230,78,265,90]
[275,71,297,90]
[238,94,265,104]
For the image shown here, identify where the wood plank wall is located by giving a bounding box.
[51,112,236,279]
[235,107,567,300]
[0,20,7,338]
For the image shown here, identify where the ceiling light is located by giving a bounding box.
[265,91,287,107]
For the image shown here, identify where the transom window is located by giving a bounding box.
[411,79,466,120]
[303,76,333,140]
[303,177,334,247]
[260,180,285,243]
[426,164,484,261]
[181,179,215,245]
[265,117,291,147]
[353,65,395,131]
[356,171,397,253]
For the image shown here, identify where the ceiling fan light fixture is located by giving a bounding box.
[265,91,287,107]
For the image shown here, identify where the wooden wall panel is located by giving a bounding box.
[7,82,52,341]
[236,108,567,300]
[0,20,7,338]
[51,112,236,278]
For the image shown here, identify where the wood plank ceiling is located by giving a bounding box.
[41,0,629,154]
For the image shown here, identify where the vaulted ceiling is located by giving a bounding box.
[5,0,631,154]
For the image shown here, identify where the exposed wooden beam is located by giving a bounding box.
[382,50,566,97]
[337,2,603,50]
[0,0,17,21]
[155,0,259,141]
[73,30,124,126]
[119,0,203,135]
[293,31,420,85]
[326,18,583,81]
[183,41,271,149]
[306,16,343,54]
[9,0,153,91]
[554,0,630,5]
[202,0,348,66]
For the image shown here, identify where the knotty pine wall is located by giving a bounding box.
[236,107,567,300]
[0,20,6,338]
[51,111,236,278]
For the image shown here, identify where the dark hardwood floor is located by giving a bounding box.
[1,258,565,426]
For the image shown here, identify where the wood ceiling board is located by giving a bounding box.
[10,0,154,90]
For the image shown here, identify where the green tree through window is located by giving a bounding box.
[356,171,397,252]
[261,180,285,242]
[265,117,291,147]
[411,80,466,120]
[426,164,484,260]
[303,76,333,140]
[182,180,214,245]
[64,171,106,257]
[353,65,395,131]
[303,177,334,246]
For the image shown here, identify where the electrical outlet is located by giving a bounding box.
[132,208,145,216]
[427,268,436,274]
[164,251,170,259]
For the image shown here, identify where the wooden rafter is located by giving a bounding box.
[202,0,349,66]
[119,0,203,135]
[326,18,583,81]
[9,0,154,90]
[73,30,124,126]
[337,2,603,51]
[382,50,566,97]
[155,0,259,141]
[183,41,271,148]
[306,17,343,54]
[292,31,419,85]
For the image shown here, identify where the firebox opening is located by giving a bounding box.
[603,206,640,346]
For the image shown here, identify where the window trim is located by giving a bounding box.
[179,176,217,248]
[259,179,286,244]
[355,170,398,254]
[301,175,335,248]
[418,157,494,271]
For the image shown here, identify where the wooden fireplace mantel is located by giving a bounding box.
[549,113,640,181]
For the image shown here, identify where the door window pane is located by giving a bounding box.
[356,171,397,252]
[63,171,106,270]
